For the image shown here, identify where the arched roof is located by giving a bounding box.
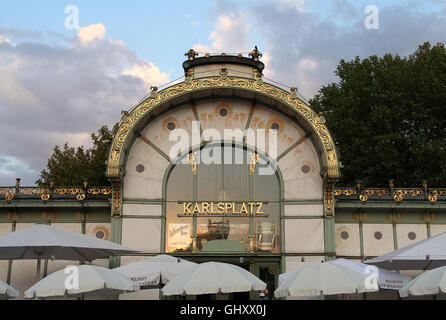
[106,75,340,181]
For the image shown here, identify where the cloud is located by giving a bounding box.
[277,0,306,12]
[247,0,446,98]
[0,35,11,44]
[122,60,171,90]
[77,24,106,45]
[0,24,169,185]
[193,4,253,54]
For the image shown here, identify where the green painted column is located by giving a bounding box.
[324,181,336,262]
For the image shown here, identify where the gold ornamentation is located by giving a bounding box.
[0,187,15,195]
[106,76,340,180]
[41,193,50,201]
[5,193,14,201]
[427,190,446,203]
[325,182,334,216]
[359,194,368,202]
[334,189,357,196]
[76,193,86,201]
[249,152,259,176]
[112,182,121,216]
[359,189,392,202]
[393,189,424,202]
[54,188,84,195]
[187,152,197,175]
[87,187,112,195]
[249,46,262,61]
[185,49,198,61]
[19,187,49,195]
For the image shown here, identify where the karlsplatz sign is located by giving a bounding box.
[179,201,267,216]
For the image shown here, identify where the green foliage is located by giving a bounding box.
[311,42,446,187]
[36,124,118,187]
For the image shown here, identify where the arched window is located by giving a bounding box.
[165,143,281,253]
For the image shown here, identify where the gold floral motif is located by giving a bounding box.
[87,188,112,195]
[5,193,14,201]
[325,182,334,216]
[394,189,424,202]
[54,188,84,195]
[76,193,86,201]
[106,76,340,180]
[0,187,15,195]
[359,194,368,202]
[429,189,446,203]
[361,189,391,197]
[112,182,121,216]
[19,187,49,195]
[334,189,357,196]
[41,193,50,201]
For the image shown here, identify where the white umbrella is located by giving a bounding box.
[0,224,139,280]
[114,254,197,288]
[278,259,411,290]
[161,262,266,296]
[399,266,446,297]
[0,224,138,261]
[24,265,139,299]
[366,232,446,270]
[274,262,380,298]
[0,280,19,300]
[330,259,411,290]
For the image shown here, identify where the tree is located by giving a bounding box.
[36,124,118,186]
[311,42,446,187]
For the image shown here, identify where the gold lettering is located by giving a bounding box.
[248,202,256,214]
[193,203,201,214]
[217,203,225,214]
[202,202,210,214]
[256,202,264,214]
[210,202,216,214]
[232,202,240,214]
[240,203,248,214]
[225,202,233,214]
[183,202,192,214]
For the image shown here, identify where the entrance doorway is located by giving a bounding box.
[173,257,280,300]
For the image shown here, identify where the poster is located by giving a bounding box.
[168,223,191,249]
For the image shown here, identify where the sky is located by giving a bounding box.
[0,0,445,185]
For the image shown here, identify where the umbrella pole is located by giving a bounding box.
[36,259,41,281]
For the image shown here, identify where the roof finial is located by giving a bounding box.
[185,49,198,61]
[249,46,262,61]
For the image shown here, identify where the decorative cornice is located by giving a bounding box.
[335,187,446,204]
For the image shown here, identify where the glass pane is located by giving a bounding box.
[254,203,280,253]
[166,164,193,253]
[165,144,281,253]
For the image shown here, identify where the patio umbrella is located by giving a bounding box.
[278,259,411,290]
[274,262,380,298]
[0,224,138,261]
[0,280,19,300]
[24,265,139,299]
[399,266,446,297]
[161,262,266,296]
[330,259,411,290]
[0,224,139,280]
[366,232,446,270]
[114,254,197,288]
